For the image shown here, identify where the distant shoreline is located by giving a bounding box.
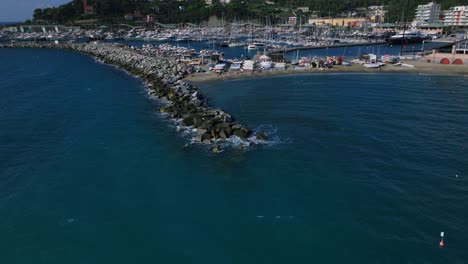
[0,22,19,26]
[2,43,467,83]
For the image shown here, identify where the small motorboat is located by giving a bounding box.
[341,61,352,66]
[363,63,382,68]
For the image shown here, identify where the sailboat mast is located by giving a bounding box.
[400,0,410,56]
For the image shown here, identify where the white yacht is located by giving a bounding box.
[258,54,272,70]
[387,31,429,44]
[247,43,266,50]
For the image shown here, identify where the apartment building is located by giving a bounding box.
[414,2,441,26]
[444,6,468,26]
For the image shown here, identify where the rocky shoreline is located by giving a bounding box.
[0,42,262,151]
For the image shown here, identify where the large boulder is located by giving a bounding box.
[233,128,248,139]
[196,128,207,136]
[201,131,211,141]
[219,129,227,139]
[181,116,194,126]
[198,121,214,132]
[193,116,204,127]
[235,130,246,139]
[160,106,173,113]
[211,144,222,153]
[256,132,268,141]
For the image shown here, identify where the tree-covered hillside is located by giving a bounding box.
[31,0,468,25]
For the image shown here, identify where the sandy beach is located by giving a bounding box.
[185,60,468,83]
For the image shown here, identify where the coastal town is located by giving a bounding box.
[2,1,468,149]
[1,1,468,63]
[1,0,468,149]
[1,1,468,262]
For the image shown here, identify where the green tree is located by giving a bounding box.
[33,9,43,21]
[25,0,468,25]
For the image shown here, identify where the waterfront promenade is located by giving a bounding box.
[3,41,466,84]
[186,60,468,83]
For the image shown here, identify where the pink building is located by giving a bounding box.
[82,0,95,15]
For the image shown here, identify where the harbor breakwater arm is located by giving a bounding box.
[0,42,258,149]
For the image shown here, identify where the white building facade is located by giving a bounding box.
[444,6,468,26]
[414,2,441,26]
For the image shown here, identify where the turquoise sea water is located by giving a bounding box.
[1,48,468,263]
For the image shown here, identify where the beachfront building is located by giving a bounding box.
[443,6,468,26]
[81,0,95,15]
[204,0,230,5]
[297,7,310,13]
[418,23,447,35]
[425,38,468,64]
[413,2,441,26]
[372,23,398,33]
[309,17,367,27]
[124,14,134,21]
[367,6,386,23]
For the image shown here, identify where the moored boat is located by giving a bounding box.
[247,43,266,51]
[363,63,384,68]
[274,62,286,70]
[386,31,430,44]
[230,61,242,71]
[258,54,273,70]
[212,62,228,73]
[241,60,255,72]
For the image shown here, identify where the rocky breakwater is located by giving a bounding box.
[157,80,254,144]
[1,42,262,151]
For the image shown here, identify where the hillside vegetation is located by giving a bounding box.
[31,0,468,24]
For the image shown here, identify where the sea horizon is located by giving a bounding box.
[0,21,19,25]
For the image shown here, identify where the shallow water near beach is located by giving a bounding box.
[1,48,468,263]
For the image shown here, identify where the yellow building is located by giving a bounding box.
[308,17,367,26]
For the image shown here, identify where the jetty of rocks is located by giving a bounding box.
[1,42,259,148]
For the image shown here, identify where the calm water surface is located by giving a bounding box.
[1,48,467,263]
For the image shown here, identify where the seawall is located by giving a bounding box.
[0,42,258,150]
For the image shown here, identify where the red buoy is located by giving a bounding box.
[439,239,444,247]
